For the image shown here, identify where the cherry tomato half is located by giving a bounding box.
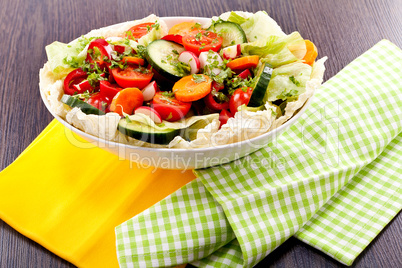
[125,23,155,40]
[111,65,153,89]
[182,30,223,56]
[151,92,192,122]
[229,87,253,115]
[63,68,88,95]
[87,92,111,113]
[161,34,183,44]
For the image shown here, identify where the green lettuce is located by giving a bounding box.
[265,62,312,101]
[45,39,88,79]
[227,12,247,25]
[241,31,306,67]
[238,11,285,42]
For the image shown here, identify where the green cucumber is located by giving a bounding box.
[61,94,105,115]
[208,21,247,47]
[145,40,186,82]
[118,119,182,145]
[248,63,273,107]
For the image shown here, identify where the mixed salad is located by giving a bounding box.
[40,11,325,148]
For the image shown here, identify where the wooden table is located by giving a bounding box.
[0,0,401,267]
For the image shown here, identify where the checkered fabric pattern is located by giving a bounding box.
[115,40,402,267]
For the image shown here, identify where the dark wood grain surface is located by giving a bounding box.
[0,0,401,267]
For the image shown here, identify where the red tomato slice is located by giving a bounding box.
[87,92,111,113]
[151,92,192,122]
[161,34,183,44]
[125,23,155,40]
[111,65,153,89]
[229,87,253,115]
[63,68,88,95]
[182,30,223,56]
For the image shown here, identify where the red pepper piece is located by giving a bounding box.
[204,81,229,111]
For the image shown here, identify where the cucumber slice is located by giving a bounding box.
[248,63,273,107]
[145,40,186,82]
[61,94,105,115]
[118,119,182,145]
[208,21,247,47]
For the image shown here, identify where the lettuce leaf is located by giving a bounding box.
[238,11,285,42]
[265,62,312,101]
[45,41,85,79]
[227,12,247,25]
[241,32,306,67]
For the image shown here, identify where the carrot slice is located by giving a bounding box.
[226,56,259,71]
[303,40,318,65]
[110,87,144,116]
[173,75,212,102]
[168,21,199,36]
[122,56,145,66]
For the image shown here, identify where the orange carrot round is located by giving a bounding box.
[110,87,144,116]
[173,74,212,102]
[226,55,260,71]
[303,40,318,65]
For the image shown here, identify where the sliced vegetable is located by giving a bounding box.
[141,81,158,101]
[226,55,259,72]
[204,82,229,111]
[100,80,122,99]
[237,69,252,79]
[86,39,113,69]
[63,68,88,95]
[199,51,223,75]
[122,56,145,66]
[61,94,105,115]
[135,106,162,124]
[161,34,183,44]
[207,21,247,47]
[168,21,199,36]
[219,109,233,127]
[248,63,273,107]
[125,23,155,40]
[109,87,144,116]
[111,65,153,89]
[178,51,200,74]
[182,30,223,56]
[151,91,192,122]
[303,40,318,65]
[87,92,111,113]
[146,40,187,81]
[229,87,253,115]
[118,119,182,145]
[173,74,212,102]
[222,44,241,60]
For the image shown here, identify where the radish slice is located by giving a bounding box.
[199,51,223,75]
[178,51,200,74]
[141,81,158,101]
[135,106,163,124]
[222,44,241,60]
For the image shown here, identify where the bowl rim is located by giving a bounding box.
[39,15,314,153]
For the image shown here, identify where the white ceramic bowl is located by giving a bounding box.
[40,17,313,170]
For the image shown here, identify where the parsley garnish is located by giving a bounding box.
[192,74,207,83]
[289,76,301,86]
[161,91,175,98]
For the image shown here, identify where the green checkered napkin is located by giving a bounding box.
[116,40,402,267]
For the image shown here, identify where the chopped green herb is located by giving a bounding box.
[289,76,301,86]
[192,74,207,83]
[161,91,175,98]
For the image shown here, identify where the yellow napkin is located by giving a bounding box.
[0,119,194,268]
